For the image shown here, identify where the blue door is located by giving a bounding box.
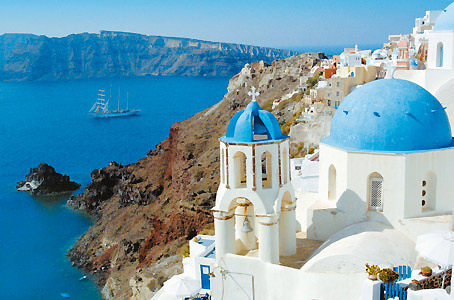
[200,265,211,289]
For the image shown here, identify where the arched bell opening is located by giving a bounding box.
[234,198,257,253]
[233,151,247,188]
[261,151,272,189]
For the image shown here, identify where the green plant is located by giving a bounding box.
[306,75,320,88]
[420,266,432,276]
[261,100,274,112]
[365,263,381,276]
[177,243,190,257]
[378,268,399,283]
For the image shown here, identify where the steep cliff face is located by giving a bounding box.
[67,53,321,299]
[0,31,297,81]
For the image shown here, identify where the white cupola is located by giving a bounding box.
[212,87,296,265]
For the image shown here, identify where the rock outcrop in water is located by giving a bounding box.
[67,53,323,299]
[0,31,298,81]
[17,163,80,195]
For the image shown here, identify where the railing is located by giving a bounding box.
[380,265,412,300]
[380,283,407,300]
[394,265,412,281]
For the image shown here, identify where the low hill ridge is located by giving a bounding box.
[0,31,298,81]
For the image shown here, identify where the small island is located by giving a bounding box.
[16,163,81,195]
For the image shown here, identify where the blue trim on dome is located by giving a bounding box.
[433,3,454,31]
[322,79,452,152]
[222,100,287,143]
[219,136,289,144]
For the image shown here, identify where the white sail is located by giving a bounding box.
[89,87,140,118]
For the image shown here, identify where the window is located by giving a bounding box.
[252,118,268,141]
[369,174,383,211]
[437,42,444,67]
[261,152,272,188]
[422,173,436,211]
[327,100,332,106]
[233,152,247,188]
[336,82,340,87]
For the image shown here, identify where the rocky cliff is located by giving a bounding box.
[67,53,323,299]
[0,31,298,81]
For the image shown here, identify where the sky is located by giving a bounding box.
[0,0,452,49]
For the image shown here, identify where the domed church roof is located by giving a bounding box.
[321,79,453,152]
[220,88,287,144]
[433,2,454,31]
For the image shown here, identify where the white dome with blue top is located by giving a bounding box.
[220,99,287,143]
[433,2,454,31]
[322,79,453,152]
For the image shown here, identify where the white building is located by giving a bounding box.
[394,2,454,133]
[316,78,454,241]
[183,235,216,292]
[206,80,454,300]
[413,10,442,35]
[413,9,442,51]
[367,48,389,68]
[338,48,362,67]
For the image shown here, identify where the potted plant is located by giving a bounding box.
[420,266,432,277]
[365,263,381,280]
[378,268,399,283]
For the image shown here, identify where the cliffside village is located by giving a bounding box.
[150,2,454,300]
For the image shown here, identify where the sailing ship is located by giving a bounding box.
[89,88,140,118]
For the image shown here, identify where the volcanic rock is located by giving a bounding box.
[16,163,80,195]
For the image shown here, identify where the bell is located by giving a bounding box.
[242,216,253,233]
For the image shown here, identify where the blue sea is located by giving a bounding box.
[0,76,228,300]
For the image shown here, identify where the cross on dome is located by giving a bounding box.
[248,86,260,102]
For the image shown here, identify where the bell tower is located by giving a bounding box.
[213,87,296,265]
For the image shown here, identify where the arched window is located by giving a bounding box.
[233,152,247,188]
[368,172,383,211]
[283,147,288,184]
[328,165,336,200]
[437,42,444,67]
[422,172,436,211]
[261,152,272,188]
[221,149,226,184]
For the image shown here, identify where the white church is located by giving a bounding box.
[205,76,454,300]
[153,3,454,300]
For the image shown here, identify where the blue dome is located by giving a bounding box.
[322,79,453,152]
[220,100,287,143]
[433,2,454,31]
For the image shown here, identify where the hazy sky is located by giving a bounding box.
[0,0,452,49]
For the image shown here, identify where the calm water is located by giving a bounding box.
[0,76,228,300]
